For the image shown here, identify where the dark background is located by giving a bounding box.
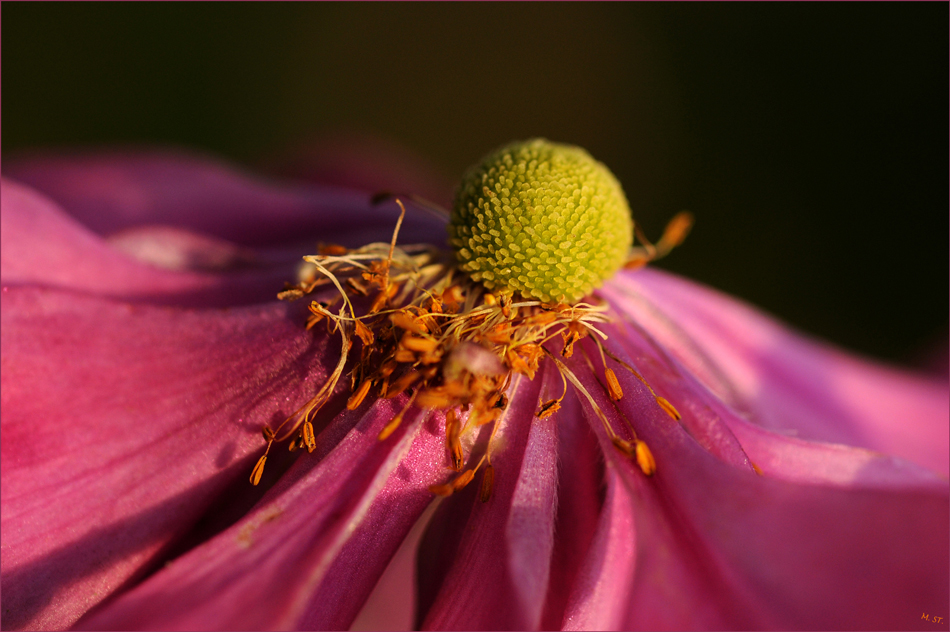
[3,3,947,367]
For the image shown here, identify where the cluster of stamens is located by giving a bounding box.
[250,199,688,500]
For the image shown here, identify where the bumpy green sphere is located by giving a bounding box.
[449,139,633,303]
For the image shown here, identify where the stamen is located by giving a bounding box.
[347,379,373,410]
[288,432,305,452]
[445,410,464,471]
[635,440,656,476]
[537,399,561,419]
[400,334,439,354]
[250,455,267,486]
[604,368,623,400]
[353,320,375,346]
[256,182,681,491]
[655,396,681,421]
[302,421,316,453]
[600,344,680,420]
[545,350,617,443]
[428,466,479,497]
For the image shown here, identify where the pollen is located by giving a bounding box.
[449,139,633,304]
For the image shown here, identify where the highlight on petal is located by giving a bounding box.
[76,396,443,631]
[604,269,950,477]
[0,178,296,307]
[567,326,949,630]
[1,287,338,630]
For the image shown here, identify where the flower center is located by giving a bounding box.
[449,139,633,304]
[250,143,695,497]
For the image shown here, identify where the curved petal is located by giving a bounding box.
[1,179,304,307]
[0,287,340,630]
[603,318,948,492]
[417,370,555,630]
[77,395,442,631]
[4,150,443,248]
[539,389,604,630]
[559,468,635,631]
[603,269,950,477]
[569,331,950,630]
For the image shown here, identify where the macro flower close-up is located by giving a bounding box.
[3,3,949,631]
[1,139,947,631]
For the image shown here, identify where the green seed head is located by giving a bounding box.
[449,139,633,304]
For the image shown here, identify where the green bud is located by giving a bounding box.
[449,139,633,303]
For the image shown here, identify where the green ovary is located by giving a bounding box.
[449,139,633,303]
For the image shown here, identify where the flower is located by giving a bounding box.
[2,146,947,631]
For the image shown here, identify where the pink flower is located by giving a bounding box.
[2,148,947,631]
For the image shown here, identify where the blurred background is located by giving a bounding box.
[4,3,947,367]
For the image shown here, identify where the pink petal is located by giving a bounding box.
[1,179,301,306]
[0,286,341,630]
[77,396,444,631]
[569,331,949,629]
[604,269,950,477]
[540,390,603,630]
[3,171,445,308]
[605,318,947,491]
[559,468,636,631]
[4,150,440,248]
[417,369,557,630]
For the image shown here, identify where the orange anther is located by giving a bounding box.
[450,438,464,471]
[391,312,428,334]
[605,368,623,401]
[261,426,275,442]
[445,409,460,441]
[655,396,681,420]
[308,301,331,321]
[302,421,316,453]
[378,413,404,441]
[379,359,399,378]
[635,440,656,476]
[662,211,694,248]
[416,387,454,409]
[319,243,349,256]
[394,349,416,363]
[537,399,561,419]
[347,379,373,410]
[401,334,439,353]
[250,455,267,486]
[353,320,375,346]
